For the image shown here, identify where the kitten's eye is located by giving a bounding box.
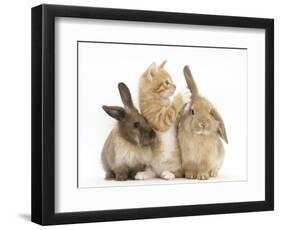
[133,122,140,128]
[165,80,170,85]
[191,109,195,115]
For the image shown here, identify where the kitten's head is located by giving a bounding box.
[142,61,176,98]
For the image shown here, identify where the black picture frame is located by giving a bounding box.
[31,4,274,225]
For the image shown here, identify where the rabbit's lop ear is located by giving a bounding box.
[211,108,228,144]
[118,82,135,110]
[102,105,126,121]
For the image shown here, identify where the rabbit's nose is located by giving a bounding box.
[199,122,207,129]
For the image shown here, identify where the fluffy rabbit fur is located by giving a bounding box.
[178,65,228,180]
[101,82,156,180]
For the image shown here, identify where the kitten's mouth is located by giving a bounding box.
[162,91,175,98]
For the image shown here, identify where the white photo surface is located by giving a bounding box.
[78,41,247,187]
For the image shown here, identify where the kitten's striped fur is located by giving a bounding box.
[137,61,190,179]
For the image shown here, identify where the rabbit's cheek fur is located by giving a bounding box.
[112,131,152,168]
[121,131,138,146]
[118,111,155,147]
[119,123,140,146]
[119,126,154,147]
[140,130,156,146]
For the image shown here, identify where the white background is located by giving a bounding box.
[78,42,248,187]
[0,0,279,229]
[56,17,265,212]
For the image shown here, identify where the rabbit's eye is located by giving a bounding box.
[133,122,140,129]
[191,109,195,115]
[165,80,170,85]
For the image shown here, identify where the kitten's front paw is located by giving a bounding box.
[160,171,175,180]
[180,87,192,105]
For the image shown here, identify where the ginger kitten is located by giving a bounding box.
[135,61,191,180]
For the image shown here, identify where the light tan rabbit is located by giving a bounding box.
[101,82,156,181]
[178,65,228,180]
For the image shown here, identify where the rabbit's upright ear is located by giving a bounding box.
[118,82,135,110]
[211,108,228,144]
[183,65,199,96]
[102,105,126,121]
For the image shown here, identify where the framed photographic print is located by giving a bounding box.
[31,4,274,225]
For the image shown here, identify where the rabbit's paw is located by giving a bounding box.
[209,169,218,177]
[105,171,115,180]
[197,173,209,180]
[116,173,128,181]
[185,171,197,179]
[160,171,175,180]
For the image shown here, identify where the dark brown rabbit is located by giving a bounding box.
[101,82,156,181]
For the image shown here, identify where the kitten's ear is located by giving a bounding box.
[159,60,167,68]
[102,105,126,121]
[147,62,157,81]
